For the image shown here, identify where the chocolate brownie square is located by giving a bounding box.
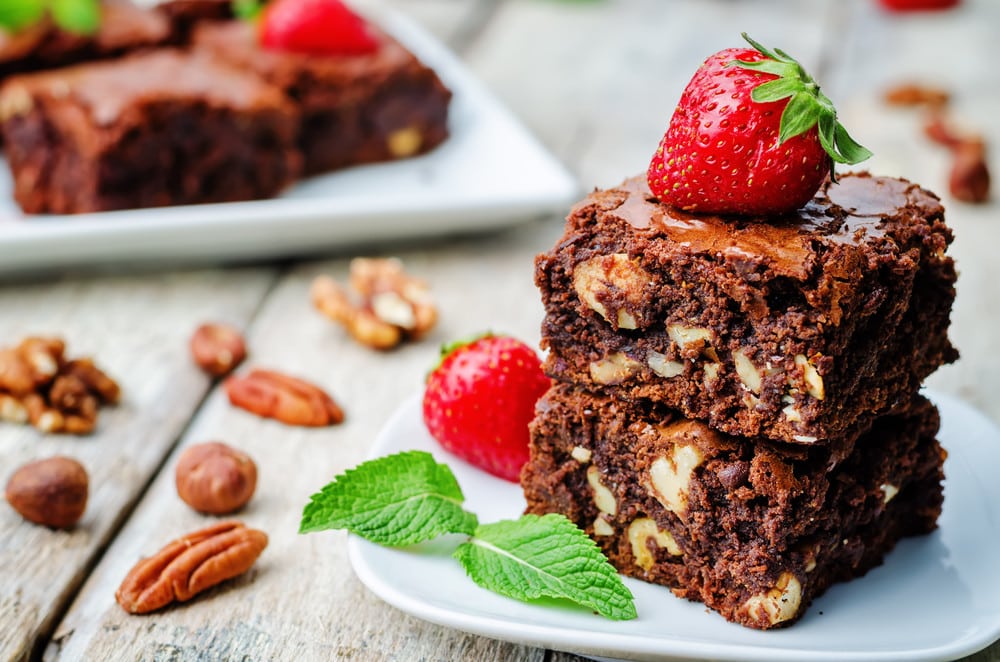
[522,384,945,629]
[193,20,451,175]
[0,1,170,80]
[0,49,301,214]
[535,174,958,445]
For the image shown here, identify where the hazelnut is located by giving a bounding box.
[190,323,247,378]
[5,456,88,529]
[175,442,257,515]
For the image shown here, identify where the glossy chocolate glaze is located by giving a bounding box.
[595,173,942,280]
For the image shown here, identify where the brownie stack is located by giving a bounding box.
[523,173,957,629]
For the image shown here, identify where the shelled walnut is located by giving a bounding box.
[0,337,119,435]
[311,258,437,350]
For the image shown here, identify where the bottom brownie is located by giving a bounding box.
[522,385,945,629]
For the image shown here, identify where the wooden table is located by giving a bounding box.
[2,0,997,659]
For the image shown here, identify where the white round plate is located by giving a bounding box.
[348,390,1000,662]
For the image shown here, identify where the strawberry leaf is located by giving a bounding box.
[233,0,263,21]
[299,450,479,545]
[50,0,100,35]
[730,32,872,166]
[454,514,637,621]
[751,77,800,103]
[0,0,45,32]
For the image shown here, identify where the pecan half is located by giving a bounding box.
[311,258,437,350]
[116,521,268,614]
[224,369,344,426]
[883,83,950,108]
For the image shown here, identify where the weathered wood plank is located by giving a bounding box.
[48,230,552,661]
[0,267,276,661]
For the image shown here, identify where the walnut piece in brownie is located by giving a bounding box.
[0,49,301,214]
[523,384,945,629]
[535,173,958,445]
[193,20,451,175]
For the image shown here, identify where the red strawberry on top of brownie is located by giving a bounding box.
[260,0,378,56]
[647,33,871,216]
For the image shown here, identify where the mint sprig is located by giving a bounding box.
[301,451,636,621]
[300,450,478,545]
[0,0,100,35]
[728,32,872,168]
[455,515,637,621]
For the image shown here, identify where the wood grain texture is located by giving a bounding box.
[8,0,1000,659]
[0,268,276,661]
[49,233,553,661]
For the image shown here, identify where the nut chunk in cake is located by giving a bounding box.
[0,50,301,214]
[534,173,957,445]
[522,384,945,629]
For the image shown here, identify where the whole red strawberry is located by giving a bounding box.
[261,0,379,56]
[422,335,551,482]
[648,33,871,216]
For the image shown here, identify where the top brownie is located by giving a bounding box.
[535,173,957,445]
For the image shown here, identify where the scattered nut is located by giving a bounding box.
[883,83,950,108]
[646,443,704,517]
[732,348,762,395]
[225,369,344,427]
[922,114,991,203]
[190,324,247,377]
[115,521,268,614]
[5,456,88,529]
[570,446,592,463]
[176,442,258,515]
[0,338,118,435]
[740,572,802,627]
[312,258,437,350]
[589,352,642,385]
[949,140,990,203]
[572,254,650,330]
[587,466,617,516]
[647,351,684,378]
[794,354,825,400]
[628,518,682,571]
[387,126,424,158]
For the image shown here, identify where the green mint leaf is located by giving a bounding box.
[0,0,45,32]
[299,450,478,545]
[232,0,262,21]
[454,514,637,621]
[50,0,100,35]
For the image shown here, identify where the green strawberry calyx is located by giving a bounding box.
[0,0,100,35]
[728,32,872,169]
[427,332,494,377]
